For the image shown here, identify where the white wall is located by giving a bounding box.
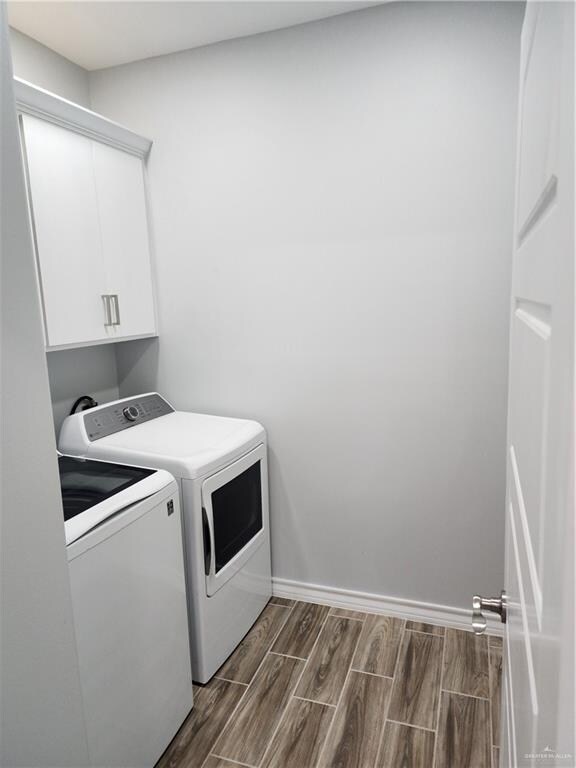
[90,1,523,613]
[10,27,90,106]
[0,9,89,766]
[9,28,121,434]
[47,346,121,434]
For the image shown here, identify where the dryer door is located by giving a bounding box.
[202,443,268,597]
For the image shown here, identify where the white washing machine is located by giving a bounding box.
[59,393,272,683]
[59,454,192,768]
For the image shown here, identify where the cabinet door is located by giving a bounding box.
[21,115,110,347]
[92,141,157,340]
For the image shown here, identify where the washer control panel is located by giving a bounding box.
[83,394,174,441]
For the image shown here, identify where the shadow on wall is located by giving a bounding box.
[267,446,309,581]
[115,337,159,397]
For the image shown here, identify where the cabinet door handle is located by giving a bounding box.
[101,294,113,326]
[110,294,121,326]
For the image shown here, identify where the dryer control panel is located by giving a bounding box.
[83,394,174,441]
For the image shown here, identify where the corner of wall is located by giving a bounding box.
[9,27,91,108]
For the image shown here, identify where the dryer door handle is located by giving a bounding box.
[202,507,212,576]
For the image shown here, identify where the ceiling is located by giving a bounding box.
[8,1,380,71]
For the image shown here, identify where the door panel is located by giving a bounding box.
[504,2,574,763]
[92,141,156,339]
[507,499,537,766]
[509,301,549,602]
[21,115,109,347]
[517,4,563,239]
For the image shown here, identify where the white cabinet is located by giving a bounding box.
[18,83,157,350]
[92,142,156,340]
[22,115,107,347]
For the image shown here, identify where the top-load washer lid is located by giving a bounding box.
[58,393,265,480]
[60,455,154,520]
[59,454,175,545]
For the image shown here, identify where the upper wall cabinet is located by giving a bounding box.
[16,79,157,350]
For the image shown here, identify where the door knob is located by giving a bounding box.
[472,591,507,635]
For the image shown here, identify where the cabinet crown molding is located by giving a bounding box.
[14,77,152,157]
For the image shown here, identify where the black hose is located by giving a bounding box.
[69,395,98,415]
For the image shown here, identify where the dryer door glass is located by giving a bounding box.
[211,461,262,573]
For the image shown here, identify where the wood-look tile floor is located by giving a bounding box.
[157,599,502,768]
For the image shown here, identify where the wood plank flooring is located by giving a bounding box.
[443,628,490,699]
[295,616,363,705]
[157,678,245,768]
[156,600,503,768]
[272,601,330,658]
[318,671,392,768]
[488,642,502,749]
[216,603,290,684]
[214,654,304,765]
[388,631,443,730]
[377,721,435,768]
[261,698,334,768]
[435,692,491,768]
[405,620,445,637]
[352,615,404,678]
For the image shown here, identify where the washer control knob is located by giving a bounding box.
[123,405,139,422]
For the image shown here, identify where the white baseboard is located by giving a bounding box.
[272,577,504,637]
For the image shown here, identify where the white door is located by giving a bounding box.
[502,2,574,765]
[92,141,157,340]
[20,115,110,347]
